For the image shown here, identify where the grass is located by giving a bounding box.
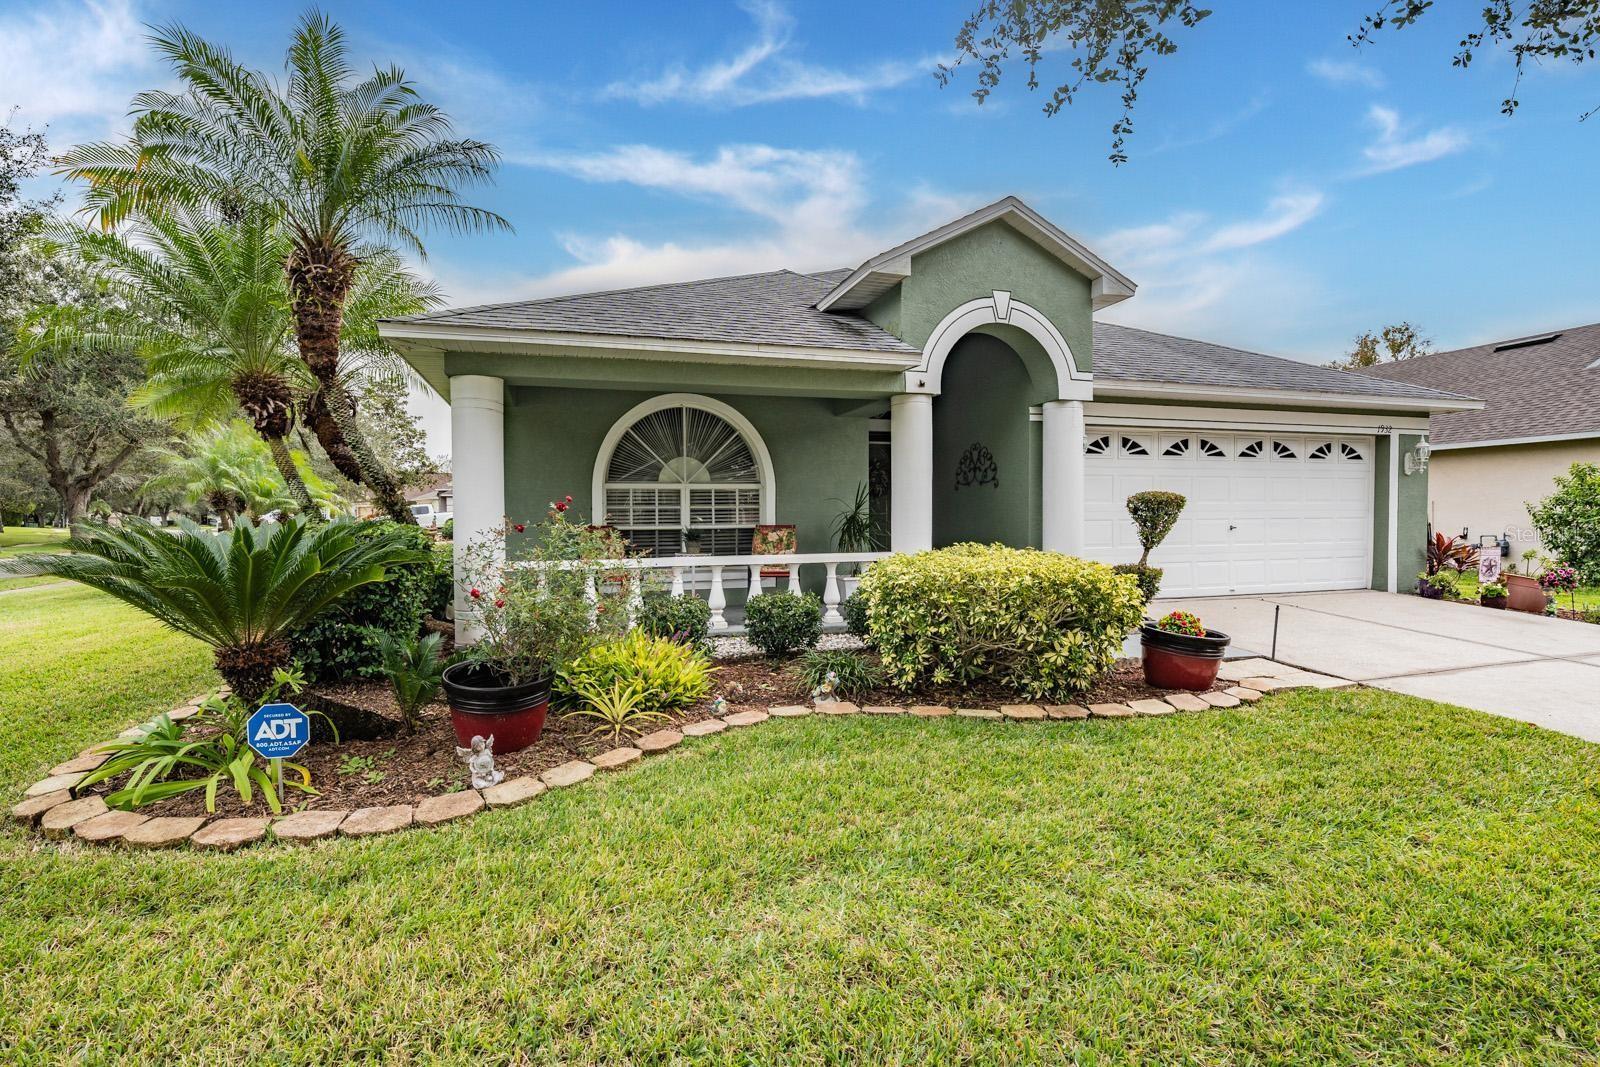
[1449,570,1600,612]
[0,526,72,591]
[5,584,1600,1062]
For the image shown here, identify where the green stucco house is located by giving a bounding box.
[380,197,1477,627]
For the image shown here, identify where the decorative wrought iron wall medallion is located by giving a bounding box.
[954,442,999,490]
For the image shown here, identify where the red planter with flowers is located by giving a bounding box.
[1141,610,1232,690]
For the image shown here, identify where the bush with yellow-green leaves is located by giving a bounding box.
[859,544,1144,700]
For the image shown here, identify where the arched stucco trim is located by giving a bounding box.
[590,392,777,526]
[913,293,1091,401]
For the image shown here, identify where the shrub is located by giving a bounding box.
[744,591,823,657]
[1480,581,1508,600]
[439,518,453,540]
[859,544,1144,701]
[555,629,714,710]
[1127,491,1186,566]
[290,521,442,682]
[561,680,670,742]
[841,590,870,639]
[377,631,446,734]
[1156,610,1205,636]
[425,544,453,618]
[1529,463,1600,584]
[636,590,712,651]
[1112,562,1163,605]
[1580,607,1600,625]
[1427,532,1480,575]
[798,648,882,698]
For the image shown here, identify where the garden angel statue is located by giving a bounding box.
[455,734,504,789]
[811,670,840,705]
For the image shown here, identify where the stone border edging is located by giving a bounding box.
[12,659,1348,851]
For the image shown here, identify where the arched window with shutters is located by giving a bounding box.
[591,394,775,557]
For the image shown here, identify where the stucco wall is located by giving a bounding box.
[932,335,1036,547]
[1428,439,1600,560]
[1371,433,1431,590]
[501,386,868,563]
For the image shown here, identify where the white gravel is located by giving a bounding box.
[710,632,866,659]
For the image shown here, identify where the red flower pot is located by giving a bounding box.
[1504,574,1547,614]
[440,661,551,752]
[1140,623,1232,691]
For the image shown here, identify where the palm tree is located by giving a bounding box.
[41,210,440,515]
[154,422,345,528]
[1,516,428,703]
[57,12,508,522]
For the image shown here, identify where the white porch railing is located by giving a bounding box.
[516,552,890,632]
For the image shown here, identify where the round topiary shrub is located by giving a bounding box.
[1127,490,1186,566]
[636,590,712,651]
[744,590,823,657]
[859,543,1145,700]
[841,589,870,640]
[1112,562,1163,606]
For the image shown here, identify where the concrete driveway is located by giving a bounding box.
[1157,590,1600,742]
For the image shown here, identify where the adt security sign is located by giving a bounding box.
[247,702,310,760]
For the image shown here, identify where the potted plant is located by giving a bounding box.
[1479,580,1509,609]
[1416,570,1455,600]
[1539,563,1581,614]
[444,503,629,751]
[1140,609,1231,690]
[829,483,881,598]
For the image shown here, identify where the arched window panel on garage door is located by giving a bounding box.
[1198,438,1227,458]
[1308,441,1334,460]
[1085,434,1112,456]
[1119,435,1152,457]
[1340,442,1366,461]
[1160,435,1192,458]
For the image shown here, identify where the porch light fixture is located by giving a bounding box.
[1404,439,1431,476]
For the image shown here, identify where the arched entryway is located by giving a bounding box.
[933,334,1035,547]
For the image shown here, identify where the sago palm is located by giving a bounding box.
[58,12,507,522]
[1,516,429,704]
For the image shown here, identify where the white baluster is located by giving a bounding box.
[670,566,685,598]
[708,565,728,632]
[783,563,796,593]
[822,562,842,626]
[626,565,644,628]
[584,571,598,627]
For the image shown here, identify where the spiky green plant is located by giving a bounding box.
[0,516,427,704]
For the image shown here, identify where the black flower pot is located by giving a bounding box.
[440,661,552,752]
[1139,622,1232,691]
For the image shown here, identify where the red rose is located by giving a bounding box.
[555,501,568,513]
[494,599,505,608]
[513,523,525,533]
[469,588,482,599]
[564,494,572,502]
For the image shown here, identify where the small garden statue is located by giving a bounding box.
[811,669,840,704]
[455,734,504,790]
[711,696,729,717]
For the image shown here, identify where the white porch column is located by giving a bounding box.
[889,393,933,553]
[1041,399,1085,555]
[450,374,506,640]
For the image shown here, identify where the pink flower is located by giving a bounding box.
[564,494,572,502]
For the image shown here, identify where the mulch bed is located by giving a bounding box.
[75,652,1167,820]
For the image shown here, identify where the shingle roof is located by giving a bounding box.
[1360,322,1600,445]
[386,269,919,355]
[1092,322,1475,403]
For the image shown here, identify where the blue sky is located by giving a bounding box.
[5,0,1599,449]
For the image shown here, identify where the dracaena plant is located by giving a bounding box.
[1427,532,1480,575]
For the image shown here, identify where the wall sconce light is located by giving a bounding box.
[1404,439,1431,476]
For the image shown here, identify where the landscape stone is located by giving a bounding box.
[1045,704,1090,720]
[1239,677,1288,692]
[481,776,545,808]
[272,809,348,841]
[40,796,109,838]
[191,817,271,851]
[723,709,769,728]
[1225,686,1264,702]
[955,707,1002,719]
[123,816,206,849]
[26,772,85,798]
[909,705,953,717]
[1128,698,1178,716]
[167,707,200,722]
[1088,702,1136,718]
[681,718,727,736]
[73,810,149,843]
[635,729,683,753]
[339,805,415,837]
[11,789,72,825]
[1201,691,1242,708]
[540,761,596,789]
[814,701,860,715]
[1163,692,1211,712]
[769,705,812,717]
[592,747,642,771]
[863,705,904,715]
[49,751,109,776]
[1000,704,1046,720]
[415,791,485,826]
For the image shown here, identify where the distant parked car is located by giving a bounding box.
[410,504,453,530]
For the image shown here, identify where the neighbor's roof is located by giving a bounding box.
[386,268,918,356]
[1361,322,1600,446]
[1092,322,1477,405]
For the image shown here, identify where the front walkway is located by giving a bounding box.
[1157,590,1600,742]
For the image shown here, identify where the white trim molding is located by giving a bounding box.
[1089,379,1483,415]
[911,296,1092,402]
[1084,401,1430,435]
[1428,429,1600,451]
[589,393,777,528]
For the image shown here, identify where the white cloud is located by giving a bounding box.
[0,0,157,141]
[1308,58,1385,89]
[1096,190,1329,345]
[1359,105,1470,174]
[606,0,926,107]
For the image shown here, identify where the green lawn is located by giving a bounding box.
[1451,570,1600,611]
[5,585,1600,1062]
[0,526,72,591]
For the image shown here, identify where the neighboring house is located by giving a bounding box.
[406,475,453,516]
[379,197,1476,620]
[1363,323,1600,561]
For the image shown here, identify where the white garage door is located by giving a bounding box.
[1082,429,1374,597]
